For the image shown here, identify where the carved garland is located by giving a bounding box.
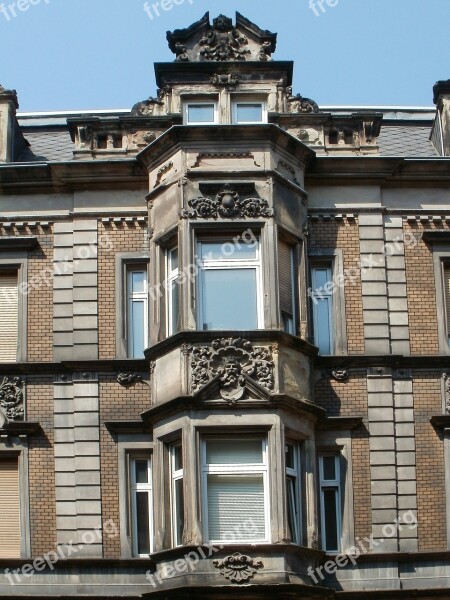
[213,553,263,583]
[187,338,275,403]
[0,376,24,424]
[181,186,273,220]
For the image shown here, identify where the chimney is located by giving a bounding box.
[432,80,450,156]
[0,85,27,162]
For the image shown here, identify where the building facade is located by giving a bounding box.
[1,11,450,599]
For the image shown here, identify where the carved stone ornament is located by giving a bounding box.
[287,89,320,114]
[331,369,350,382]
[181,185,273,220]
[0,376,24,424]
[210,73,240,87]
[188,338,275,403]
[131,96,164,117]
[443,373,450,414]
[213,553,263,583]
[117,372,142,387]
[199,15,250,62]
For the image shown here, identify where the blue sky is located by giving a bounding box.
[0,0,448,112]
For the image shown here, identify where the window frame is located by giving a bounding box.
[130,456,153,557]
[231,98,268,125]
[310,263,334,355]
[183,100,219,125]
[126,266,149,358]
[285,441,302,545]
[196,236,264,331]
[432,250,450,354]
[0,257,28,363]
[278,237,299,335]
[201,436,270,545]
[115,253,150,359]
[319,453,342,554]
[170,442,185,547]
[166,247,180,337]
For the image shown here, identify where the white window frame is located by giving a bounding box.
[184,101,218,125]
[166,247,179,337]
[126,265,148,358]
[310,264,334,355]
[201,437,270,545]
[232,99,268,125]
[170,443,184,547]
[319,454,342,554]
[197,238,264,331]
[130,457,153,557]
[285,442,302,545]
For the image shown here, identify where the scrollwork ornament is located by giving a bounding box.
[181,186,272,220]
[213,553,263,583]
[0,376,24,423]
[199,15,250,62]
[117,373,142,387]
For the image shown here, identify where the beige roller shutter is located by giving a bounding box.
[0,457,21,558]
[278,240,294,315]
[0,273,18,362]
[444,265,450,337]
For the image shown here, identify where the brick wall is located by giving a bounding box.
[98,221,148,360]
[99,375,150,558]
[27,376,56,556]
[404,222,441,355]
[309,220,364,355]
[413,371,447,551]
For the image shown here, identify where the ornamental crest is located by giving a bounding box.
[181,186,273,220]
[287,90,320,114]
[0,376,24,424]
[199,15,250,62]
[188,338,274,403]
[213,553,263,583]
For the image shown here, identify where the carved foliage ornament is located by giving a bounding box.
[189,338,274,403]
[0,377,24,424]
[199,15,250,62]
[443,373,450,414]
[181,186,273,220]
[213,553,263,583]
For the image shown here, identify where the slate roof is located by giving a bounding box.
[378,125,438,157]
[17,129,74,162]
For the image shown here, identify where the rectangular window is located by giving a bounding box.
[184,102,218,125]
[170,443,184,547]
[279,241,296,334]
[130,457,153,556]
[0,271,18,362]
[285,443,302,545]
[166,248,180,337]
[197,238,263,331]
[443,263,450,344]
[0,457,21,558]
[202,438,269,544]
[319,454,342,553]
[310,265,334,355]
[232,101,267,124]
[127,266,148,358]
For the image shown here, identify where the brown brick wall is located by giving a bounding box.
[413,371,447,551]
[98,222,148,360]
[404,222,442,355]
[26,376,56,556]
[309,220,364,355]
[99,375,150,558]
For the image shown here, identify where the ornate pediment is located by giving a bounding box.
[167,12,277,63]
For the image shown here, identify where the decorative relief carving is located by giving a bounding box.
[0,377,24,424]
[443,373,450,414]
[192,152,260,168]
[210,73,240,87]
[117,373,142,387]
[187,338,275,403]
[199,15,250,62]
[331,369,350,382]
[287,89,320,114]
[213,553,263,583]
[181,185,273,220]
[154,161,175,188]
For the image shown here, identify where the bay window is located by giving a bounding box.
[197,238,263,331]
[319,454,342,553]
[130,457,153,556]
[201,438,269,544]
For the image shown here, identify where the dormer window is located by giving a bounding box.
[184,101,218,125]
[232,99,267,124]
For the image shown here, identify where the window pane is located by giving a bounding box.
[187,104,215,123]
[170,280,179,335]
[322,456,336,481]
[202,269,258,330]
[136,492,150,554]
[323,488,339,552]
[285,444,295,470]
[131,270,145,294]
[169,248,179,272]
[174,478,184,545]
[287,477,299,544]
[173,445,183,472]
[236,103,263,123]
[315,297,332,355]
[200,241,257,261]
[206,440,263,465]
[135,460,149,484]
[207,474,265,541]
[129,300,145,357]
